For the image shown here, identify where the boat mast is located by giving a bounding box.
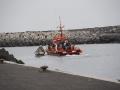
[58,16,64,37]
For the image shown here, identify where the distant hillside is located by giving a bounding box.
[0,25,120,47]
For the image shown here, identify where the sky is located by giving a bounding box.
[0,0,120,32]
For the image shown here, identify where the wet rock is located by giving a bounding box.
[0,59,4,64]
[0,48,24,64]
[16,60,24,64]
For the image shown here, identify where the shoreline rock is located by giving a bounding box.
[0,48,24,64]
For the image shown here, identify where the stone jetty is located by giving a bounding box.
[0,25,120,47]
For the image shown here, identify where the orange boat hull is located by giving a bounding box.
[47,49,82,56]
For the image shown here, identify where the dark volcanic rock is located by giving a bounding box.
[0,48,24,64]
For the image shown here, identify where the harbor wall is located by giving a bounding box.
[0,25,120,47]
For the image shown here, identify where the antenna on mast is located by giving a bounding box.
[58,16,64,37]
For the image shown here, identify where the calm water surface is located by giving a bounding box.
[5,44,120,83]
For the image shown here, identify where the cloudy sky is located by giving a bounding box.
[0,0,120,32]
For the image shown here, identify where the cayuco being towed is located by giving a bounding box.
[46,17,82,56]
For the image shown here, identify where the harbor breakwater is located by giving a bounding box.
[0,25,120,47]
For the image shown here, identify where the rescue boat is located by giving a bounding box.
[46,17,82,56]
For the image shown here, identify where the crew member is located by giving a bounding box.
[63,40,71,50]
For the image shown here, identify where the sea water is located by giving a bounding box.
[4,44,120,83]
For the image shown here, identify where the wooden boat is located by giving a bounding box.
[46,17,82,56]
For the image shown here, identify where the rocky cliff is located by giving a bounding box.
[0,25,120,47]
